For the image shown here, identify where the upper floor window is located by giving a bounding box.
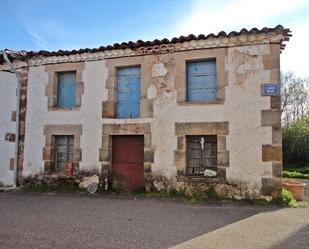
[116,66,141,118]
[57,71,76,108]
[186,60,217,102]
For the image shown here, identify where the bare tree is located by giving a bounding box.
[281,72,309,127]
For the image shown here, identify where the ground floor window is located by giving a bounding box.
[186,135,217,176]
[55,135,74,172]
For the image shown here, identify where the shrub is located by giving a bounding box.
[167,188,186,198]
[283,170,309,179]
[281,188,297,208]
[283,117,309,165]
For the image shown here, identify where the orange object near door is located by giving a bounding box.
[65,161,73,177]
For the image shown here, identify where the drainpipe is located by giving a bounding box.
[0,50,25,187]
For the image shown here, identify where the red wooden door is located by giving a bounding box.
[112,136,144,191]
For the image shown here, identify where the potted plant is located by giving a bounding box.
[282,180,306,201]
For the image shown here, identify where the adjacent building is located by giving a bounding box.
[0,25,291,198]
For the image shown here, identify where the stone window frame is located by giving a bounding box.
[174,48,228,105]
[99,123,154,179]
[174,122,229,183]
[43,124,82,175]
[45,62,85,111]
[103,56,153,119]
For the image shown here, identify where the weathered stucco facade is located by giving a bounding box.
[0,72,18,186]
[0,26,290,198]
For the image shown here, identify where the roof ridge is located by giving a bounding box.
[0,25,291,64]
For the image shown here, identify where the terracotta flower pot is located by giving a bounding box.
[282,180,306,201]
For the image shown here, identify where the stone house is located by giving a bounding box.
[0,25,290,198]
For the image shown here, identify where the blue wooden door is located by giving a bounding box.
[187,61,217,101]
[117,67,141,118]
[57,72,76,108]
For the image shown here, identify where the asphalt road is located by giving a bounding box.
[0,193,308,249]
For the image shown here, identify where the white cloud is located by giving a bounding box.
[22,24,52,50]
[174,0,309,77]
[21,20,100,51]
[281,21,309,77]
[175,0,308,35]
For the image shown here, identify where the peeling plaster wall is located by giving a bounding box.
[23,61,107,176]
[148,44,274,190]
[0,72,18,186]
[150,54,178,178]
[225,45,273,188]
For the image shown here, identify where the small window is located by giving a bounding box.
[57,71,76,108]
[186,60,217,102]
[116,66,141,118]
[55,135,74,172]
[186,135,217,176]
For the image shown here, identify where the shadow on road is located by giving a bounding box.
[270,224,309,249]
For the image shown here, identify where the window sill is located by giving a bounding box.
[102,117,154,121]
[49,107,81,111]
[178,100,224,106]
[187,176,218,183]
[44,173,76,179]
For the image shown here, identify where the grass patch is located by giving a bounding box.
[134,186,218,204]
[167,188,186,198]
[134,189,186,199]
[134,187,275,206]
[283,165,309,179]
[141,192,168,198]
[245,198,271,206]
[283,171,309,179]
[18,182,86,193]
[185,192,209,203]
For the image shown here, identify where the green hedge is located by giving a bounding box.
[283,117,309,165]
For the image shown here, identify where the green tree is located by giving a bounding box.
[283,117,309,165]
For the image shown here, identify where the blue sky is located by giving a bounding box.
[1,0,309,77]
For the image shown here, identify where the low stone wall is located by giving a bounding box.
[21,171,274,201]
[21,169,106,194]
[145,175,265,200]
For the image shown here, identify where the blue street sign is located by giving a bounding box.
[263,84,280,96]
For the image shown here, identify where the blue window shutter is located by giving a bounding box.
[57,72,76,108]
[187,61,217,101]
[117,67,141,118]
